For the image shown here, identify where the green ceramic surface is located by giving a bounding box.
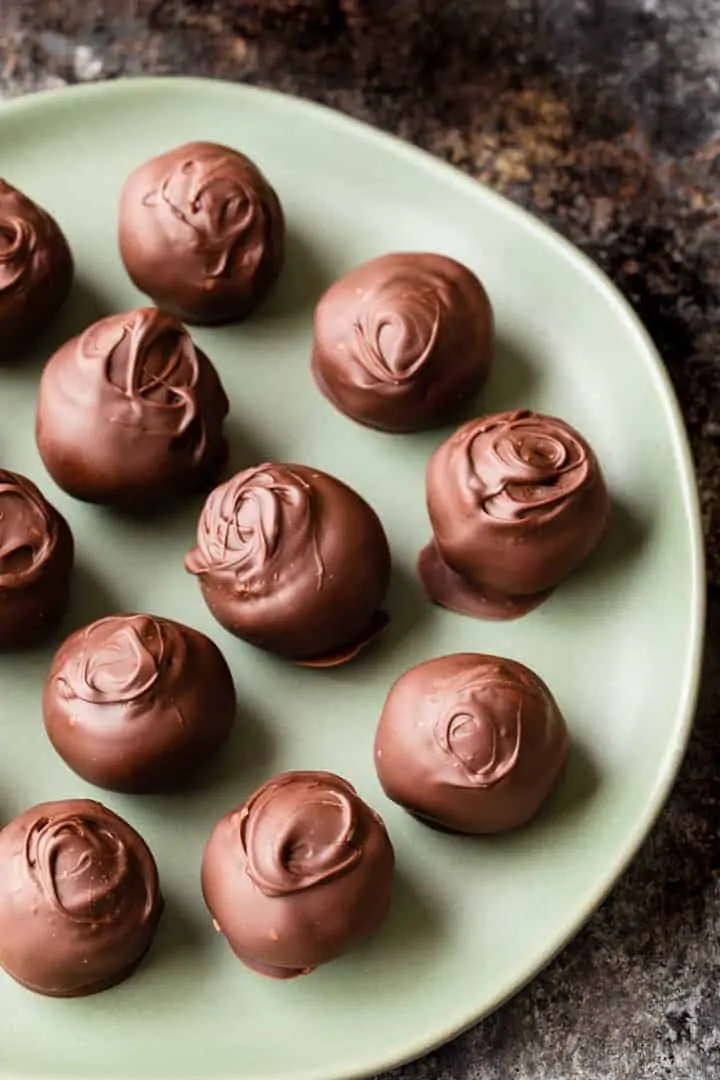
[0,78,704,1080]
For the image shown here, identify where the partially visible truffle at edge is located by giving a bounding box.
[0,799,163,996]
[0,179,73,360]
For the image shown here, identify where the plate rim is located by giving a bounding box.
[0,75,707,1080]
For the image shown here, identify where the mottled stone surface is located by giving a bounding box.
[0,3,718,1078]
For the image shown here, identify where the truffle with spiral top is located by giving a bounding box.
[119,141,284,323]
[375,653,570,833]
[202,771,395,978]
[312,252,493,432]
[43,614,236,792]
[0,179,73,360]
[185,463,391,665]
[0,799,163,996]
[35,307,229,508]
[418,410,610,619]
[0,469,74,649]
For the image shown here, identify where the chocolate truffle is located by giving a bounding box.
[0,799,163,996]
[43,614,236,793]
[375,653,569,833]
[119,141,285,323]
[35,307,229,507]
[185,463,391,664]
[0,179,73,360]
[0,469,74,649]
[419,409,610,619]
[312,252,493,432]
[202,771,395,978]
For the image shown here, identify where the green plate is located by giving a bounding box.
[0,78,704,1080]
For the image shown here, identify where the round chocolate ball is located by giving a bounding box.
[35,307,229,508]
[185,463,391,664]
[312,252,493,432]
[0,179,73,360]
[418,409,610,619]
[43,613,237,793]
[375,653,569,833]
[0,469,74,650]
[119,141,285,323]
[0,799,163,996]
[202,771,395,978]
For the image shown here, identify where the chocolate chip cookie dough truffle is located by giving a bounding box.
[0,469,74,649]
[185,463,391,665]
[375,653,569,833]
[0,799,163,996]
[43,614,236,793]
[311,252,493,432]
[119,141,285,323]
[202,771,395,978]
[0,179,73,360]
[418,410,610,619]
[35,307,229,508]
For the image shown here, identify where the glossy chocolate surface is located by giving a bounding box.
[43,614,236,792]
[0,799,163,996]
[0,469,74,649]
[0,179,73,360]
[375,653,569,833]
[185,463,391,662]
[311,252,493,432]
[419,409,610,618]
[35,307,229,507]
[202,771,395,978]
[119,141,285,323]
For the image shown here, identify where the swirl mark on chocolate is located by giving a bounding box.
[24,811,153,924]
[352,270,450,386]
[142,155,260,280]
[463,410,590,524]
[62,615,165,705]
[433,662,542,787]
[79,309,206,461]
[186,464,325,590]
[0,214,35,294]
[238,773,363,897]
[0,470,56,585]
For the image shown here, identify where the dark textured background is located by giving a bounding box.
[0,3,718,1078]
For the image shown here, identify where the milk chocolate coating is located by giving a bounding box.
[202,771,395,978]
[119,141,285,323]
[375,653,569,833]
[0,799,163,996]
[0,179,73,360]
[35,307,229,507]
[185,463,391,662]
[43,614,236,792]
[419,410,610,619]
[312,252,493,432]
[0,469,74,649]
